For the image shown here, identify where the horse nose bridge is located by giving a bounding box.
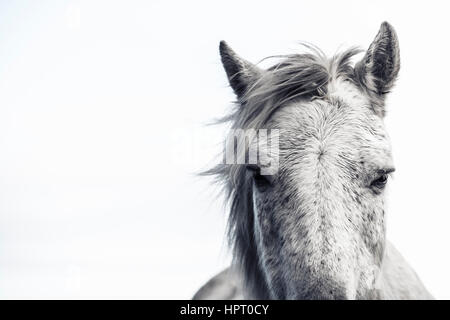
[308,258,358,298]
[295,237,358,299]
[307,277,357,300]
[289,265,357,300]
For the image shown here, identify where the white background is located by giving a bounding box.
[0,0,449,299]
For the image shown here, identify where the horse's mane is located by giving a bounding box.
[204,45,363,298]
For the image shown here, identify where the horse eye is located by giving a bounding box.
[254,172,271,189]
[247,166,272,192]
[371,174,388,189]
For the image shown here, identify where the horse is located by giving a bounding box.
[193,22,432,300]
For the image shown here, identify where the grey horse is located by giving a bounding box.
[194,22,432,300]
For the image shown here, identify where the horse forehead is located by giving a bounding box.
[274,101,382,141]
[271,93,392,166]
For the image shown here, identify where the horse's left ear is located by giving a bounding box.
[355,22,400,112]
[219,41,262,100]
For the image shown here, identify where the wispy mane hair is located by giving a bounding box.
[204,45,364,298]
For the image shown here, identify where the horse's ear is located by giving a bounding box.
[219,41,262,99]
[355,22,400,105]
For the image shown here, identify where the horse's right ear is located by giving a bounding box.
[219,41,262,99]
[355,22,400,115]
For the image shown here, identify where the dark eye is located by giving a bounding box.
[247,165,272,192]
[371,174,388,189]
[254,172,271,190]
